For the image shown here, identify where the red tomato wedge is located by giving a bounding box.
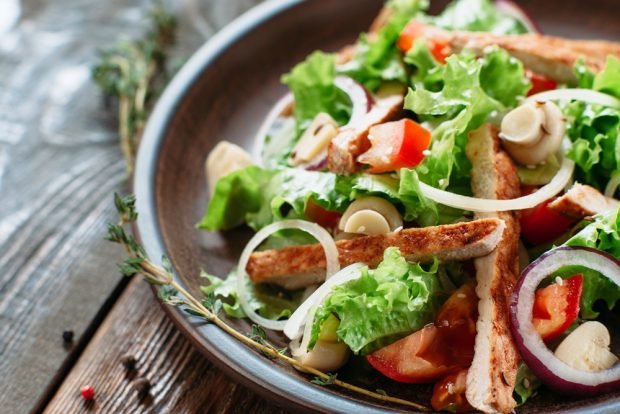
[532,274,583,341]
[519,187,575,246]
[366,283,478,383]
[357,119,431,174]
[304,198,341,229]
[526,70,557,96]
[397,20,450,62]
[431,369,472,413]
[366,325,451,383]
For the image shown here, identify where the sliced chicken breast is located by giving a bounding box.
[406,21,620,83]
[247,218,505,290]
[465,124,521,414]
[548,183,620,219]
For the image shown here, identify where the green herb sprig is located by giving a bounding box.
[107,193,429,411]
[92,3,177,173]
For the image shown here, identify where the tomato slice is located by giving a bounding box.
[519,187,575,245]
[533,274,583,341]
[431,369,472,413]
[526,70,557,96]
[367,325,451,383]
[366,283,478,383]
[304,198,341,229]
[397,20,450,62]
[357,119,431,174]
[434,282,478,367]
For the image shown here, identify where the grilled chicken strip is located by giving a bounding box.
[407,21,620,83]
[548,183,620,219]
[327,89,404,175]
[247,218,505,290]
[465,125,521,414]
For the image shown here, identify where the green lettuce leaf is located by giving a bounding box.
[247,168,350,229]
[513,363,542,406]
[198,166,351,231]
[337,171,463,227]
[281,51,351,134]
[201,270,304,319]
[431,0,528,34]
[197,166,275,231]
[593,56,620,99]
[565,207,620,258]
[404,47,528,189]
[565,102,620,192]
[337,0,428,90]
[566,57,620,193]
[479,47,531,107]
[310,247,444,354]
[200,165,443,230]
[561,208,620,318]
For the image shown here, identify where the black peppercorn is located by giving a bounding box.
[133,377,151,399]
[62,330,74,343]
[120,353,137,371]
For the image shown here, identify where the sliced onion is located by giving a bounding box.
[510,246,620,394]
[237,219,340,331]
[419,151,574,212]
[526,88,620,109]
[284,263,365,341]
[334,76,374,127]
[605,172,620,198]
[495,0,542,34]
[254,93,294,166]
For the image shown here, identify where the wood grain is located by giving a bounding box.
[0,1,264,413]
[44,276,286,414]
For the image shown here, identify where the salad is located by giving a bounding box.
[198,0,620,412]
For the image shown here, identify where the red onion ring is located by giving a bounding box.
[510,246,620,395]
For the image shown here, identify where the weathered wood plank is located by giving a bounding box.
[43,276,286,414]
[0,0,263,412]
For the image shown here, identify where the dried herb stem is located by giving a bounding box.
[109,193,428,411]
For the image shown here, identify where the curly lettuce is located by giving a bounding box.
[404,47,529,190]
[430,0,528,34]
[282,51,351,135]
[201,269,304,319]
[567,57,620,193]
[337,0,429,90]
[310,247,444,354]
[560,208,620,318]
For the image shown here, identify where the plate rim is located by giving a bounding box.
[133,0,620,412]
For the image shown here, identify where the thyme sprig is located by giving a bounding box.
[107,193,429,411]
[92,3,177,173]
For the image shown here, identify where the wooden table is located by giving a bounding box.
[0,0,286,412]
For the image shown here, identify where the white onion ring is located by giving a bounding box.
[605,172,620,198]
[419,151,575,212]
[510,246,620,394]
[237,219,340,331]
[495,0,542,34]
[254,93,294,166]
[525,88,620,109]
[284,263,365,341]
